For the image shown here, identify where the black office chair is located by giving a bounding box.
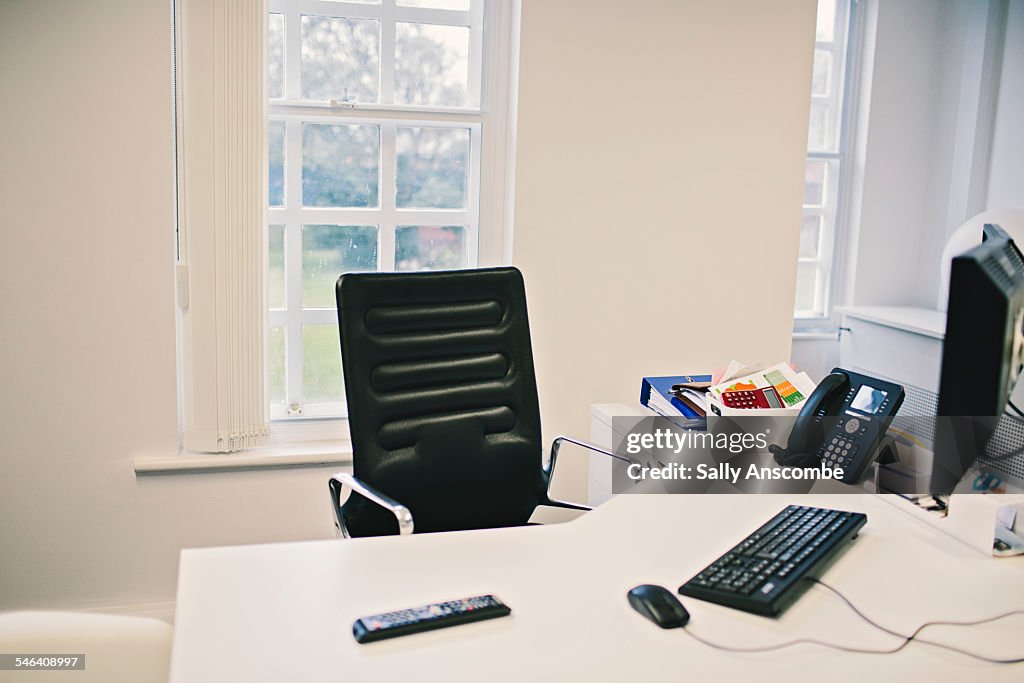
[328,267,626,538]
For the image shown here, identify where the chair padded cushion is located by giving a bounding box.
[336,267,548,537]
[0,611,172,683]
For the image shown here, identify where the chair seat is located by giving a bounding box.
[0,610,172,683]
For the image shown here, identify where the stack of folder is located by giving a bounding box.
[639,375,712,427]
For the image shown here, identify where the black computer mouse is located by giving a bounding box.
[627,584,691,629]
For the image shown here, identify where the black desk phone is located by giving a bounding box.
[771,367,905,484]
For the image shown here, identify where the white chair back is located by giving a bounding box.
[0,611,172,683]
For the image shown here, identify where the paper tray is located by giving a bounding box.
[705,395,801,448]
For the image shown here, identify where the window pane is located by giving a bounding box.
[803,160,827,207]
[396,127,469,208]
[811,50,832,96]
[816,0,836,42]
[396,226,466,270]
[799,215,822,259]
[794,264,820,314]
[302,123,380,207]
[806,101,835,152]
[269,120,285,207]
[269,224,285,309]
[301,15,380,103]
[269,325,286,406]
[302,324,343,404]
[398,0,470,9]
[302,225,378,308]
[269,14,285,98]
[395,23,470,107]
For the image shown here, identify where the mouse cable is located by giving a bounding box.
[680,578,1024,664]
[809,578,1024,663]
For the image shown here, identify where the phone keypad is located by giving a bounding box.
[801,372,906,486]
[821,437,859,467]
[818,415,870,468]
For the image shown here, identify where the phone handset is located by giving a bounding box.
[770,367,906,484]
[769,371,850,468]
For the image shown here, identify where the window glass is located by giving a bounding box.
[269,325,286,406]
[396,127,469,209]
[803,160,827,207]
[269,120,285,207]
[302,124,380,208]
[302,325,343,404]
[806,102,833,152]
[269,224,286,309]
[811,50,831,96]
[269,14,285,98]
[799,216,822,260]
[816,0,836,41]
[395,23,470,107]
[301,16,380,102]
[396,226,466,270]
[301,225,378,308]
[795,265,819,314]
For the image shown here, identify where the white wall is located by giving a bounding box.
[988,0,1024,209]
[0,0,339,614]
[791,337,840,383]
[850,0,949,308]
[848,0,1017,309]
[512,0,816,500]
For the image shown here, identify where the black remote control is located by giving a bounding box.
[352,595,511,644]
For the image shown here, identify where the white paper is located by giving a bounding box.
[708,362,814,410]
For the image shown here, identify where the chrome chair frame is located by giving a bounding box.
[329,436,628,538]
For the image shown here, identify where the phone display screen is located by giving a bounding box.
[850,385,887,414]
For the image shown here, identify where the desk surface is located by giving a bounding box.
[170,495,1024,682]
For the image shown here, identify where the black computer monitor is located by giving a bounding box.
[932,224,1024,493]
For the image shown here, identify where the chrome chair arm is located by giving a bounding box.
[328,472,414,538]
[543,435,631,511]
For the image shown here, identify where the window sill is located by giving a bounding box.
[133,441,352,476]
[792,330,839,341]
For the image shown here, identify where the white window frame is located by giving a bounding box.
[795,0,858,329]
[174,0,519,451]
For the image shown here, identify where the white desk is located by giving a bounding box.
[170,494,1024,682]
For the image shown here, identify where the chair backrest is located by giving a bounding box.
[335,267,546,536]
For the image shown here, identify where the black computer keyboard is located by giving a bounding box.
[678,505,866,616]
